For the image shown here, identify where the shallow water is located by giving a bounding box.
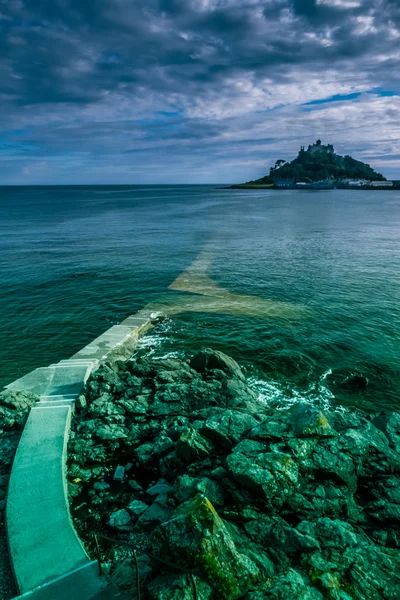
[1,185,400,412]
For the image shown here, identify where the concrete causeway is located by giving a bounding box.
[4,310,154,599]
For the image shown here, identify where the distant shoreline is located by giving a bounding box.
[227,184,400,190]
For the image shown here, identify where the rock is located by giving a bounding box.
[297,518,357,549]
[290,404,336,438]
[113,465,125,482]
[93,481,110,492]
[111,554,152,591]
[108,509,133,532]
[76,395,87,411]
[245,517,319,555]
[128,479,143,492]
[175,428,213,463]
[148,574,213,600]
[198,408,259,448]
[0,390,37,431]
[136,500,172,531]
[127,499,149,519]
[173,474,225,507]
[96,424,127,442]
[340,374,368,390]
[373,412,400,454]
[227,441,299,504]
[223,378,260,412]
[0,390,38,412]
[245,569,323,599]
[150,494,259,599]
[190,348,245,381]
[147,479,173,497]
[135,435,174,469]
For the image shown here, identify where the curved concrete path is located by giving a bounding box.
[4,310,153,599]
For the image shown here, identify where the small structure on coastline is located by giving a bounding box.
[274,177,295,187]
[371,180,394,187]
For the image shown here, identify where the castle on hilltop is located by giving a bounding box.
[301,139,334,155]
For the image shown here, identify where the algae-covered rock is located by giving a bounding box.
[290,404,336,438]
[150,494,259,599]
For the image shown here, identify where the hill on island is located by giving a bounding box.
[247,140,385,185]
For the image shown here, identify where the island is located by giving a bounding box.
[232,140,400,189]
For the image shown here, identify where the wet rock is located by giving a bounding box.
[135,435,174,469]
[108,509,134,532]
[150,494,259,599]
[136,500,172,531]
[148,574,213,600]
[127,499,149,519]
[111,554,152,591]
[373,412,400,454]
[173,474,225,506]
[290,404,336,438]
[245,517,320,556]
[147,479,173,497]
[190,348,245,381]
[128,479,143,492]
[197,408,259,448]
[93,481,110,492]
[0,390,37,431]
[297,518,357,550]
[223,378,260,412]
[227,441,299,504]
[113,465,125,481]
[96,424,127,442]
[245,569,323,600]
[175,428,214,463]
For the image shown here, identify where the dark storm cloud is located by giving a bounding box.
[0,0,399,183]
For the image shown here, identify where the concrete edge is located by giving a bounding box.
[4,310,155,596]
[11,561,102,599]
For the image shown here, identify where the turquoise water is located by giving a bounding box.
[1,185,400,412]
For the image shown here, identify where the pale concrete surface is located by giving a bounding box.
[6,406,88,594]
[5,311,153,598]
[6,364,92,397]
[11,561,130,600]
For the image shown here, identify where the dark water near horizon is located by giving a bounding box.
[1,185,400,413]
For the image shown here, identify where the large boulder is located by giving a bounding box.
[150,494,260,599]
[196,408,259,448]
[190,348,245,381]
[227,441,300,505]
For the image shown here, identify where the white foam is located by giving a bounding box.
[247,374,337,412]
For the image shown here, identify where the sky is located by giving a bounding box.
[1,0,400,184]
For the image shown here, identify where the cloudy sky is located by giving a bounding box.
[1,0,400,184]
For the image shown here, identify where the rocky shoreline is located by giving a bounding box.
[64,347,399,599]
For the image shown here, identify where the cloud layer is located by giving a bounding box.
[1,0,399,183]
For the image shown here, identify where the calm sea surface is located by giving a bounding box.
[1,185,399,413]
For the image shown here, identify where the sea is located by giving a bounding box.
[1,185,399,413]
